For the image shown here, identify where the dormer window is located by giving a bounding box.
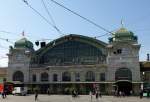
[117,49,122,54]
[113,49,122,55]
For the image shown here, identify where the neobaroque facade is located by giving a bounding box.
[7,27,142,95]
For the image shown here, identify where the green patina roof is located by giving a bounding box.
[109,27,137,43]
[15,37,33,49]
[115,27,134,37]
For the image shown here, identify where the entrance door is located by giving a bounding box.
[116,81,132,96]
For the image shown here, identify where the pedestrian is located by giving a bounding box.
[147,90,150,98]
[99,91,102,98]
[140,90,143,99]
[95,91,99,99]
[2,91,5,99]
[119,91,122,97]
[47,88,50,95]
[35,90,38,101]
[130,90,133,96]
[4,90,7,98]
[89,91,93,102]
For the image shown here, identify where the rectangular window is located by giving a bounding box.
[32,75,36,82]
[75,73,80,81]
[100,73,105,81]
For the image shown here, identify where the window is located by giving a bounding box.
[41,72,49,82]
[13,71,24,82]
[32,74,36,82]
[62,72,71,81]
[41,40,105,65]
[53,74,58,81]
[75,73,80,81]
[115,68,132,81]
[86,71,95,81]
[100,73,105,81]
[117,49,122,54]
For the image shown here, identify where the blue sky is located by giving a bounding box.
[0,0,150,67]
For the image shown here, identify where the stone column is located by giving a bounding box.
[71,71,75,82]
[49,73,51,82]
[58,72,62,82]
[95,72,99,81]
[36,72,40,82]
[80,71,85,82]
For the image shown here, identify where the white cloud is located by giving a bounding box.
[0,58,8,67]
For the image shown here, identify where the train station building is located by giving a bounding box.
[6,27,149,95]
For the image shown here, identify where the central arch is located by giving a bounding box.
[13,71,24,82]
[115,68,132,95]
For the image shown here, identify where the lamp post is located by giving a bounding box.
[141,72,145,90]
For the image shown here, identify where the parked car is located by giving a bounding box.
[12,87,27,96]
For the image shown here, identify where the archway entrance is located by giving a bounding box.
[116,81,132,96]
[115,68,132,96]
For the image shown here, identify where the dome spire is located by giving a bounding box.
[121,19,124,28]
[21,30,25,38]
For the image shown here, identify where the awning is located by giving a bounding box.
[25,81,115,84]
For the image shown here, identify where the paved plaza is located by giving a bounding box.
[0,95,149,102]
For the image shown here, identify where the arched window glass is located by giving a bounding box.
[32,74,36,82]
[41,72,49,81]
[53,74,58,81]
[41,40,105,65]
[115,68,132,81]
[13,71,24,82]
[62,72,71,81]
[86,71,95,81]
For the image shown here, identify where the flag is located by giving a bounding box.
[22,31,25,37]
[121,19,124,27]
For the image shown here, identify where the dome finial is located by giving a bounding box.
[21,30,25,37]
[121,19,124,28]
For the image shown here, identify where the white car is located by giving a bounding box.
[12,87,27,96]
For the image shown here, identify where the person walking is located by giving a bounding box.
[35,90,38,101]
[1,91,5,99]
[99,91,102,98]
[4,90,7,98]
[140,89,143,99]
[89,91,93,102]
[95,91,99,99]
[47,88,50,95]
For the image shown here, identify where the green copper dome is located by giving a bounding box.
[114,27,134,37]
[109,27,137,43]
[15,37,33,49]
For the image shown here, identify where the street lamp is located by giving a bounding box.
[141,72,145,90]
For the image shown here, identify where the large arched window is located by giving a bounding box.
[53,74,58,81]
[86,71,95,81]
[41,72,49,82]
[13,71,24,82]
[40,38,106,65]
[62,72,71,81]
[115,68,132,81]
